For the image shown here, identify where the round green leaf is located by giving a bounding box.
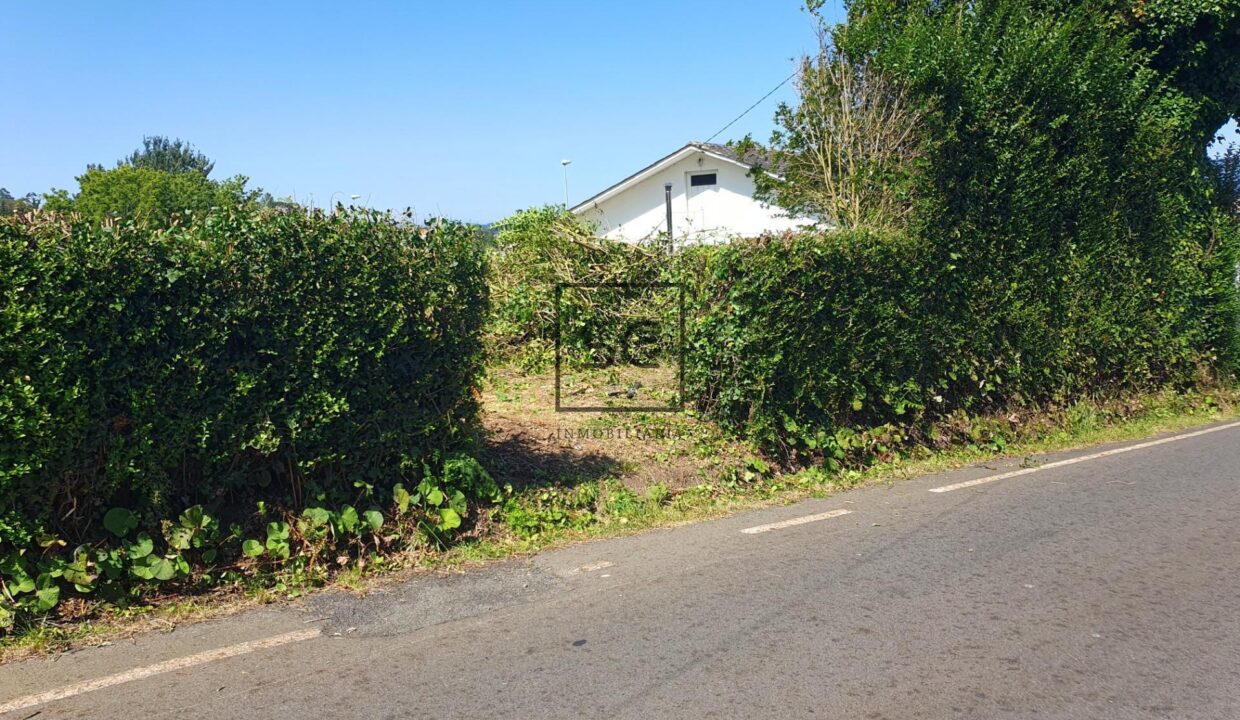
[103,508,138,537]
[438,507,461,531]
[127,532,154,559]
[242,539,264,558]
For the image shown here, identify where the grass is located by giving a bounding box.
[3,371,1237,663]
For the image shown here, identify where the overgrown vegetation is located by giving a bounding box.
[0,208,489,631]
[698,0,1240,457]
[5,0,1240,645]
[486,206,677,370]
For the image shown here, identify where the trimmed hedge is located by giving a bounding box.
[687,221,1239,455]
[0,209,488,549]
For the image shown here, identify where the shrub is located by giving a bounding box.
[687,224,1238,458]
[692,0,1240,459]
[487,206,674,369]
[0,208,489,627]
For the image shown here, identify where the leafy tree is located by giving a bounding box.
[43,166,257,226]
[1210,143,1240,218]
[117,135,215,177]
[0,189,40,215]
[739,50,924,229]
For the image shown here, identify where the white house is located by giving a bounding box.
[570,142,805,243]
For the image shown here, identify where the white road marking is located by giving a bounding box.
[0,627,321,715]
[928,420,1240,494]
[741,509,852,535]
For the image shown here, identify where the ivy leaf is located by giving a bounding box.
[103,508,138,537]
[426,487,445,507]
[363,510,384,533]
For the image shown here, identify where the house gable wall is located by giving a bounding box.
[573,149,803,243]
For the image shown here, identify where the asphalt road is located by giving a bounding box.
[3,421,1240,719]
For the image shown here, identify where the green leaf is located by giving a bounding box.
[303,507,331,527]
[338,506,359,533]
[168,525,194,551]
[0,554,35,594]
[61,547,93,587]
[438,507,462,531]
[34,574,60,611]
[132,555,176,582]
[426,487,445,507]
[393,483,411,514]
[363,509,384,533]
[242,539,264,558]
[103,508,138,537]
[127,532,154,559]
[180,505,209,530]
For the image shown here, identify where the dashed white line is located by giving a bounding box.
[928,420,1240,493]
[0,628,321,715]
[741,509,852,534]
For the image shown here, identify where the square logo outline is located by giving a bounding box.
[554,282,685,413]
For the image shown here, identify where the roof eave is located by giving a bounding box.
[570,143,760,214]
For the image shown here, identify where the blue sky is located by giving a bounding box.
[1,1,837,223]
[3,2,1235,222]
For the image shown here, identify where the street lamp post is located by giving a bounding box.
[561,159,572,207]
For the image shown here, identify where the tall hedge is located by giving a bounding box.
[689,220,1238,454]
[686,0,1240,455]
[0,209,488,548]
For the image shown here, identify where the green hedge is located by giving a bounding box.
[0,209,488,549]
[487,206,673,368]
[687,222,1239,455]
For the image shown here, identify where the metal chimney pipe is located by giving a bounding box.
[664,182,674,252]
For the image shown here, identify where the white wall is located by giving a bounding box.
[573,149,805,244]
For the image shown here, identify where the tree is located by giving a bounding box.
[0,188,40,215]
[118,135,215,177]
[43,166,256,226]
[742,48,924,230]
[1211,143,1240,218]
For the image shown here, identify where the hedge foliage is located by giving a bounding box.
[0,209,488,551]
[487,206,675,369]
[689,0,1240,455]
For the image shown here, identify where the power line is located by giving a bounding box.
[705,70,797,143]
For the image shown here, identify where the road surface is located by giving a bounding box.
[3,420,1239,719]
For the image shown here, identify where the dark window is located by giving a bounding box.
[690,173,717,187]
